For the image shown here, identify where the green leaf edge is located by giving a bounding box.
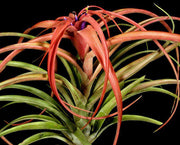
[0,121,67,137]
[19,132,74,145]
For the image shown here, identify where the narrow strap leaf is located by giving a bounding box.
[122,114,163,125]
[0,32,35,39]
[19,132,73,145]
[0,121,67,137]
[0,114,60,132]
[0,60,45,72]
[2,84,60,109]
[0,95,75,131]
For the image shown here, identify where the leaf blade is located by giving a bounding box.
[122,114,163,125]
[19,132,73,145]
[0,121,67,137]
[2,84,60,109]
[0,95,75,131]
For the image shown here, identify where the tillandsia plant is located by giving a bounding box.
[0,5,180,145]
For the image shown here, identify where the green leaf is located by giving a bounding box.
[0,95,75,131]
[113,50,156,70]
[19,132,73,145]
[55,74,86,106]
[154,3,175,33]
[59,57,78,88]
[123,79,180,101]
[0,114,60,132]
[0,102,16,110]
[0,73,62,90]
[92,40,151,92]
[0,73,47,89]
[122,114,163,125]
[72,128,91,145]
[57,85,75,106]
[102,76,145,108]
[89,114,162,143]
[116,42,179,81]
[125,87,178,101]
[102,23,133,32]
[111,39,151,65]
[132,79,180,92]
[92,76,145,134]
[0,121,67,137]
[0,60,45,72]
[116,52,158,81]
[91,76,145,133]
[121,76,145,97]
[2,84,60,109]
[87,81,124,110]
[0,32,35,39]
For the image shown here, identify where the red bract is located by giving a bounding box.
[0,5,180,145]
[47,7,122,145]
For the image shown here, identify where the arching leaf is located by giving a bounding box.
[0,121,67,137]
[19,132,73,145]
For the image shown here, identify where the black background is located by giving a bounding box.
[0,0,180,144]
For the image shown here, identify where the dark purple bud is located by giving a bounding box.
[72,11,78,21]
[75,15,78,21]
[81,21,86,30]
